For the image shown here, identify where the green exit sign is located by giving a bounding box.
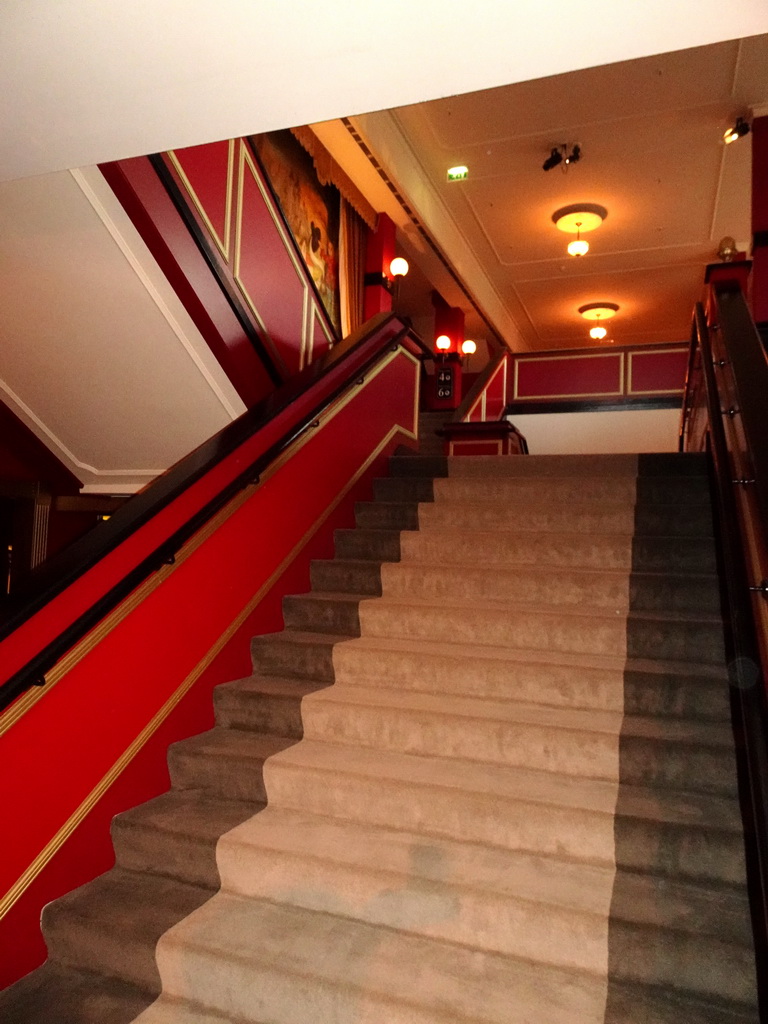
[447,165,469,182]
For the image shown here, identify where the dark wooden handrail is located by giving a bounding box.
[691,302,768,1014]
[0,313,429,713]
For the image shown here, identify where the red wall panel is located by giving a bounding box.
[236,151,307,377]
[169,141,233,259]
[0,347,419,986]
[516,353,623,400]
[628,348,688,394]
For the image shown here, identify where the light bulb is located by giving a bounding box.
[389,257,409,278]
[568,238,589,257]
[435,335,451,351]
[590,325,607,340]
[461,339,477,355]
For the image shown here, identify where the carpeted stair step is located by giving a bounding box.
[214,674,327,734]
[281,590,363,635]
[378,560,720,614]
[433,473,638,505]
[0,963,153,1024]
[355,596,725,664]
[309,557,383,595]
[372,475,436,503]
[445,453,639,477]
[354,499,420,529]
[215,806,754,1002]
[250,629,344,681]
[389,454,448,477]
[112,790,263,890]
[633,535,717,573]
[263,740,745,883]
[400,526,635,569]
[331,635,731,720]
[167,728,294,802]
[146,893,612,1024]
[418,498,713,538]
[334,525,403,561]
[300,684,736,794]
[42,868,211,993]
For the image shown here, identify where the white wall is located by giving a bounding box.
[509,409,681,455]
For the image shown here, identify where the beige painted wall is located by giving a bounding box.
[509,409,680,455]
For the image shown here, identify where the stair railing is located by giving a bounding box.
[0,313,429,714]
[454,348,510,423]
[681,295,768,1012]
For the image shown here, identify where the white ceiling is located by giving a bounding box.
[351,36,768,351]
[2,1,767,182]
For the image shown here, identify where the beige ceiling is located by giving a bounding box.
[353,36,768,352]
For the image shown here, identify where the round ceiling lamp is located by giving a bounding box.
[553,203,607,258]
[578,302,619,321]
[552,203,608,234]
[590,326,607,340]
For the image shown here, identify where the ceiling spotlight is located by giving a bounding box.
[461,339,477,355]
[542,147,563,172]
[435,334,451,351]
[590,326,607,340]
[723,117,750,145]
[389,257,409,278]
[543,144,582,172]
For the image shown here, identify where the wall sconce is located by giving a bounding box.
[435,335,451,352]
[460,339,477,356]
[389,257,409,279]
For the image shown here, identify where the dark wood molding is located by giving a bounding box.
[505,395,682,415]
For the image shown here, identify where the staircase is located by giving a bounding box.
[1,451,759,1023]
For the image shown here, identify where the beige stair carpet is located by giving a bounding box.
[128,452,758,1024]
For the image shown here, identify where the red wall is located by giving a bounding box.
[0,341,419,987]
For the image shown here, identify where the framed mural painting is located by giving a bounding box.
[249,130,341,335]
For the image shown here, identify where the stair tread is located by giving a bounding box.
[305,684,733,747]
[171,727,296,763]
[47,867,210,942]
[334,633,728,679]
[404,524,715,542]
[357,592,723,625]
[385,559,718,582]
[268,739,743,832]
[0,963,154,1024]
[114,789,263,843]
[220,805,752,943]
[217,674,328,700]
[154,892,611,1024]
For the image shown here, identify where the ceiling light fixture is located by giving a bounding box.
[553,203,607,257]
[567,223,589,257]
[579,302,619,340]
[723,117,750,145]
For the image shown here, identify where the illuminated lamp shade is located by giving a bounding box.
[435,335,451,351]
[589,325,607,340]
[552,203,607,234]
[567,238,589,257]
[578,302,619,321]
[461,339,477,355]
[389,257,409,278]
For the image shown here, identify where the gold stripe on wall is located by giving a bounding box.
[0,356,420,920]
[168,139,235,261]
